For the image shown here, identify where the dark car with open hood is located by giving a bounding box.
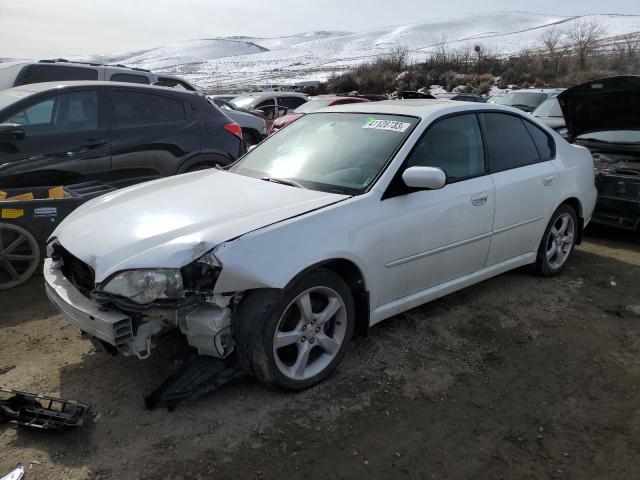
[558,75,640,230]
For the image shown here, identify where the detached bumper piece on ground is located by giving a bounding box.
[144,354,245,411]
[0,388,89,430]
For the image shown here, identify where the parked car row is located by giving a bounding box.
[2,63,636,397]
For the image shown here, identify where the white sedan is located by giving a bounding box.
[44,100,597,390]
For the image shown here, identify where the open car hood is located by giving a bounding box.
[557,75,640,141]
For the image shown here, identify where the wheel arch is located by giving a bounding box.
[176,152,234,174]
[286,258,370,337]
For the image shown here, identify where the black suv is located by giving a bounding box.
[0,81,243,188]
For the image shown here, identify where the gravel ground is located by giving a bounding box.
[0,224,639,480]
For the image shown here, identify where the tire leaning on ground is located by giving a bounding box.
[235,268,356,391]
[535,204,578,277]
[0,223,41,290]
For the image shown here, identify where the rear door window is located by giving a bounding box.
[278,96,307,110]
[110,90,185,127]
[14,64,98,86]
[109,73,150,84]
[407,114,485,182]
[482,113,541,172]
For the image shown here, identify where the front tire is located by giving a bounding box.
[235,269,355,391]
[535,204,578,276]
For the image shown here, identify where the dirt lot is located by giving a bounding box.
[1,224,639,480]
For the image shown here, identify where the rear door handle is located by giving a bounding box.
[471,192,488,206]
[543,175,555,186]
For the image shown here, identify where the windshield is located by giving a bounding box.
[500,92,549,109]
[293,99,332,114]
[231,96,261,110]
[229,112,419,194]
[533,97,563,118]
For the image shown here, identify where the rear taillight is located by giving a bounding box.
[224,123,243,140]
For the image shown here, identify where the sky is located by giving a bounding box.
[1,0,640,58]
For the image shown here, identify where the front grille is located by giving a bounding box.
[54,246,95,298]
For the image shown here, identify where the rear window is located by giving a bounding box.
[14,64,98,86]
[109,73,150,84]
[111,90,185,127]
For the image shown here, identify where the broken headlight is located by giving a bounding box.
[181,251,222,293]
[102,269,184,304]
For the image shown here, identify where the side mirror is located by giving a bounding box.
[402,166,446,190]
[0,123,25,142]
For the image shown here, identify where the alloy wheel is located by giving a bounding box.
[545,213,575,270]
[273,286,348,381]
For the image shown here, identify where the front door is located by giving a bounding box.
[380,113,495,304]
[0,89,110,188]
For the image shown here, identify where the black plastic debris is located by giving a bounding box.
[144,354,245,411]
[0,465,24,480]
[0,365,15,375]
[0,388,89,430]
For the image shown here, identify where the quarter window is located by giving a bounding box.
[111,91,185,126]
[482,113,541,171]
[524,121,554,161]
[407,114,485,181]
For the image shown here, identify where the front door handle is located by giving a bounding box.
[471,192,489,206]
[543,175,555,186]
[81,139,107,148]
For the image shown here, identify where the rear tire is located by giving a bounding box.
[235,269,355,391]
[535,204,578,277]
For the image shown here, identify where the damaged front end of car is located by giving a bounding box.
[45,240,242,361]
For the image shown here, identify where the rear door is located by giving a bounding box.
[0,88,110,188]
[107,88,198,186]
[482,112,560,266]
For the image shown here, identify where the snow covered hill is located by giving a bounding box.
[29,12,640,89]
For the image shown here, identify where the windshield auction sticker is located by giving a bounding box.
[363,118,411,133]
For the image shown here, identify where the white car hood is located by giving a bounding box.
[53,170,348,282]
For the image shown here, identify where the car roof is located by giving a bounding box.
[6,80,202,97]
[318,99,525,119]
[236,92,308,98]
